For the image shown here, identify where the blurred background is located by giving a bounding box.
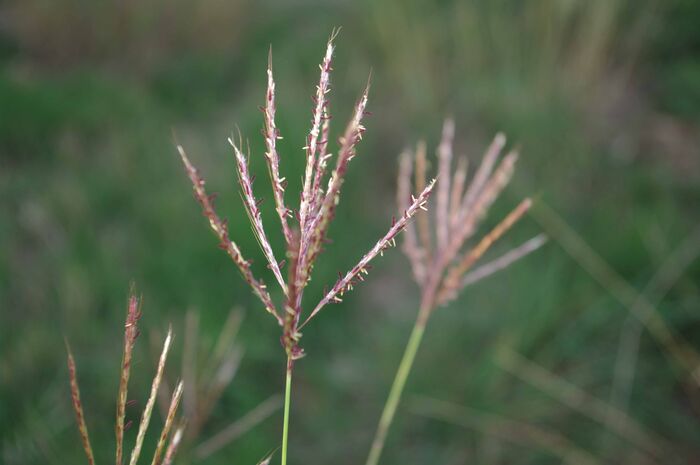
[2,0,700,463]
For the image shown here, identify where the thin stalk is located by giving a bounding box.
[366,316,427,465]
[281,358,293,465]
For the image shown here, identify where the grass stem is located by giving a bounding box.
[281,358,293,465]
[366,319,426,465]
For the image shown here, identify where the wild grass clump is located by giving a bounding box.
[66,288,184,465]
[365,120,546,465]
[178,31,435,464]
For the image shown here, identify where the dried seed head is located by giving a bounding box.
[397,122,545,317]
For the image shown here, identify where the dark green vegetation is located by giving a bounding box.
[2,0,699,464]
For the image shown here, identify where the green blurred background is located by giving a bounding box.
[2,0,700,463]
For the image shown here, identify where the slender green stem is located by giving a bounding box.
[366,319,427,465]
[281,358,293,465]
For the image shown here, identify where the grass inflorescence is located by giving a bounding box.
[177,31,435,464]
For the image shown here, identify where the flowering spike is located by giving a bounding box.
[437,198,533,304]
[177,145,282,324]
[66,343,96,465]
[459,132,506,220]
[116,291,141,465]
[449,156,468,232]
[295,80,371,305]
[299,31,337,235]
[414,140,432,262]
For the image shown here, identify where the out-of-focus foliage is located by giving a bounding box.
[1,1,699,464]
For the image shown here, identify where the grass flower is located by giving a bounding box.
[66,287,183,465]
[365,120,547,465]
[178,32,435,465]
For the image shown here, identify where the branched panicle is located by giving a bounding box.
[397,122,546,317]
[177,33,431,359]
[365,124,545,465]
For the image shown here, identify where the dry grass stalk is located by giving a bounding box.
[116,292,141,465]
[65,343,95,465]
[460,233,548,287]
[531,202,700,386]
[129,329,173,465]
[496,348,670,461]
[162,424,185,465]
[366,122,545,465]
[151,381,183,465]
[410,396,600,465]
[154,307,278,460]
[195,394,284,460]
[178,32,435,465]
[65,288,184,465]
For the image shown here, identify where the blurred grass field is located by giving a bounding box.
[1,0,700,464]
